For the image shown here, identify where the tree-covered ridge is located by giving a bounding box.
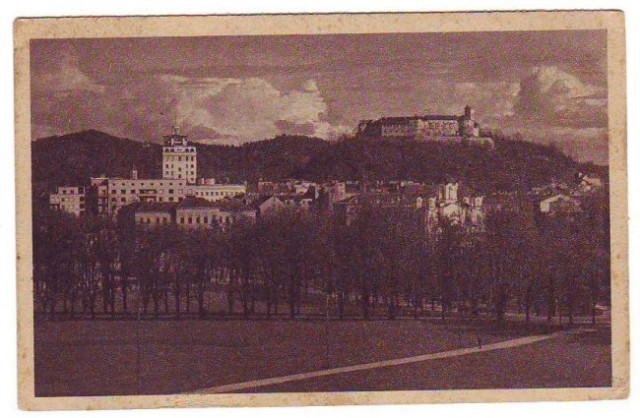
[32,130,608,196]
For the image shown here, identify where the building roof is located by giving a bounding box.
[136,202,176,213]
[176,196,216,209]
[377,115,463,124]
[211,199,255,212]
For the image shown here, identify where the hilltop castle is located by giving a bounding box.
[356,105,494,147]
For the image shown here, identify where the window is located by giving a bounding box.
[156,217,160,224]
[188,217,192,224]
[111,190,116,194]
[203,216,208,224]
[168,189,174,194]
[196,216,200,224]
[121,189,125,194]
[130,190,136,194]
[180,217,185,224]
[121,198,126,203]
[163,218,168,224]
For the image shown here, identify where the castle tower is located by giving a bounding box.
[162,126,197,184]
[443,182,458,204]
[464,105,474,119]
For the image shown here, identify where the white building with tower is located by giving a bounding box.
[162,126,197,184]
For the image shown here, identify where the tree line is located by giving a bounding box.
[32,192,610,325]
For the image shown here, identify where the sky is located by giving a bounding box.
[30,30,608,164]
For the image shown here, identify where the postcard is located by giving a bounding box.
[14,10,628,410]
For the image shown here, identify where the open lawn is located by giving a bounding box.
[34,319,610,396]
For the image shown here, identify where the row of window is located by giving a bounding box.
[163,171,195,179]
[164,154,196,161]
[111,181,179,187]
[112,189,179,195]
[112,196,184,204]
[137,215,232,225]
[51,203,85,209]
[59,188,84,194]
[164,163,195,169]
[56,196,85,202]
[193,190,241,197]
[179,215,231,225]
[164,147,196,153]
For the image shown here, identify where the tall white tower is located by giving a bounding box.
[162,126,197,184]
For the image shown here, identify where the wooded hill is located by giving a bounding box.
[32,129,607,196]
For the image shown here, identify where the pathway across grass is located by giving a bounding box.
[196,331,561,394]
[34,319,609,396]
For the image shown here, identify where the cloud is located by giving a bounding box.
[149,75,341,142]
[32,50,105,97]
[31,64,348,144]
[516,65,607,128]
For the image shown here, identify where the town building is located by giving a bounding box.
[186,178,247,202]
[48,186,87,216]
[105,175,187,214]
[255,195,287,219]
[135,197,256,229]
[135,202,175,226]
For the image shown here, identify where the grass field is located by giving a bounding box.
[33,319,611,396]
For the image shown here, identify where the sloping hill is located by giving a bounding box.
[31,130,607,196]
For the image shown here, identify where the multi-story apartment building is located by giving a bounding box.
[162,126,197,184]
[48,186,87,216]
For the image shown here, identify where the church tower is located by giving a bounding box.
[162,126,197,184]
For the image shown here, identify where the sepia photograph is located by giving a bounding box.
[14,11,628,410]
